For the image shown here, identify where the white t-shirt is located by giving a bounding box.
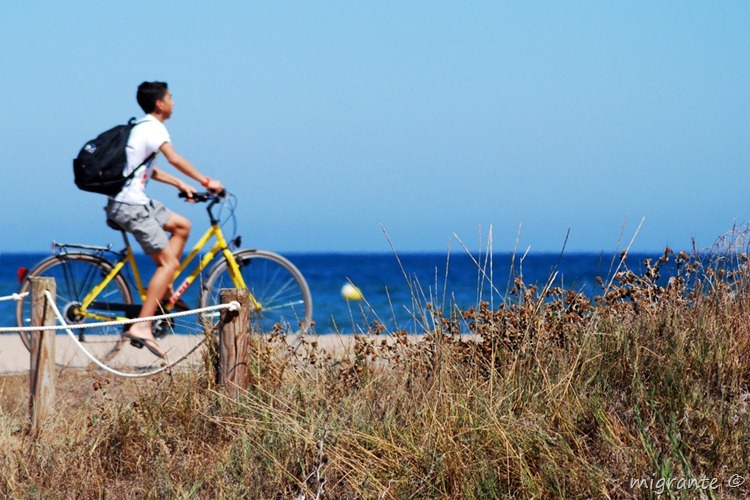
[112,114,171,205]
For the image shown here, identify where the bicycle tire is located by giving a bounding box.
[199,249,313,335]
[16,252,133,364]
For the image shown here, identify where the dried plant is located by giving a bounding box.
[3,237,750,498]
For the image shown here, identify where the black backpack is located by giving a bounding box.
[73,118,154,196]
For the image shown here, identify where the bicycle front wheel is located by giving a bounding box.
[16,252,133,365]
[199,249,313,335]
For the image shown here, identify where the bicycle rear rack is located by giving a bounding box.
[52,241,114,253]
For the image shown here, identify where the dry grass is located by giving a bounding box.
[2,246,750,498]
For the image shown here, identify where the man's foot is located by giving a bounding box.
[122,326,166,358]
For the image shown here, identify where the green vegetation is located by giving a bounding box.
[2,247,750,498]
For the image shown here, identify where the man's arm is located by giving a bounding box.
[151,167,197,197]
[156,142,224,193]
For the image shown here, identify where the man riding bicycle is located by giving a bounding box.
[106,81,223,357]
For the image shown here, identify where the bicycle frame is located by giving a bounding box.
[77,196,252,322]
[165,222,247,305]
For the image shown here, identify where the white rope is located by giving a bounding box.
[39,290,235,379]
[0,292,28,302]
[0,299,240,333]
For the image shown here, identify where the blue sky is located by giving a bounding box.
[1,2,748,255]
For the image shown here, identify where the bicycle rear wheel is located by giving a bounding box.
[199,249,313,335]
[16,253,133,365]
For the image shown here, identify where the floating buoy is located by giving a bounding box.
[341,283,363,301]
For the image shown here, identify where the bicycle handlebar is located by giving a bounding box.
[179,190,233,226]
[178,190,227,203]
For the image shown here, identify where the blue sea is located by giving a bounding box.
[0,251,669,334]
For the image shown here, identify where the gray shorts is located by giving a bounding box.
[105,199,174,255]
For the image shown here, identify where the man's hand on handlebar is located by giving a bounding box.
[177,181,198,200]
[205,178,224,194]
[178,178,223,202]
[179,189,227,202]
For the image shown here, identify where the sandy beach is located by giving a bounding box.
[0,333,197,374]
[0,332,417,375]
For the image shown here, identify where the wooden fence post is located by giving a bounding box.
[29,277,56,437]
[218,288,250,396]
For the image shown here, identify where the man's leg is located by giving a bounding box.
[160,213,191,298]
[124,213,189,354]
[126,246,180,342]
[163,212,191,262]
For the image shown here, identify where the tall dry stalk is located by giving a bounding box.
[2,237,750,497]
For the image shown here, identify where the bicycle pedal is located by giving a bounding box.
[129,339,145,349]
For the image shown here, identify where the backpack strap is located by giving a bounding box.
[120,118,159,187]
[124,152,157,182]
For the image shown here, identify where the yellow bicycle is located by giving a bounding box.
[16,192,313,367]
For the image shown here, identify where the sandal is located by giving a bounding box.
[122,329,166,358]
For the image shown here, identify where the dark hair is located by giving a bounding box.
[136,81,169,113]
